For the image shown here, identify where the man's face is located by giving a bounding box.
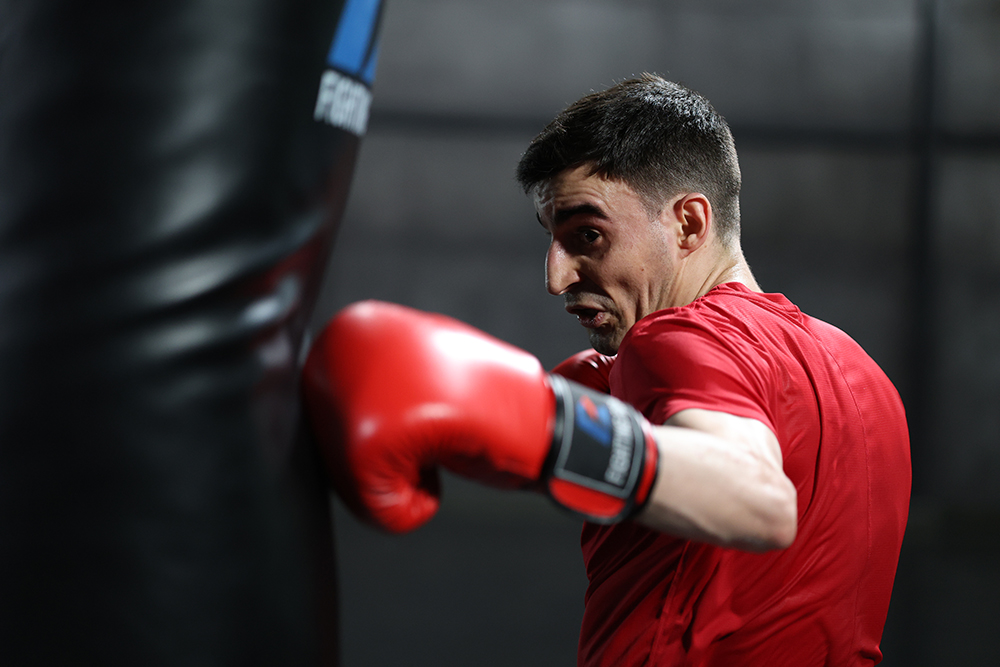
[534,165,678,355]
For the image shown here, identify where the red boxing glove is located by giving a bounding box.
[552,349,615,394]
[302,301,658,533]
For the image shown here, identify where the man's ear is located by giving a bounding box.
[671,193,712,253]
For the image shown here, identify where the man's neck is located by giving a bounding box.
[675,245,761,308]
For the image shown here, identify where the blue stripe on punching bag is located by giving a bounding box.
[327,0,381,76]
[360,36,380,85]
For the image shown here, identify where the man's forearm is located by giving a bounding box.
[636,412,798,552]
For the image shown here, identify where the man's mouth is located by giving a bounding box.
[567,305,606,329]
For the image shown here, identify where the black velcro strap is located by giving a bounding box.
[547,374,648,508]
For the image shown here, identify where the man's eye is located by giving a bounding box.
[580,228,600,243]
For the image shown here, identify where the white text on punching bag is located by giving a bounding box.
[314,70,371,136]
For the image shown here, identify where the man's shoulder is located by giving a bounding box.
[627,283,801,347]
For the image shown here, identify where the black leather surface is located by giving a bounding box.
[0,1,368,663]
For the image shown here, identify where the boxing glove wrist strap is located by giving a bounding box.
[544,374,659,524]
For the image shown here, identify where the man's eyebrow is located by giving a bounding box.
[538,203,607,228]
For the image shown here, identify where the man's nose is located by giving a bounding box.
[546,241,581,295]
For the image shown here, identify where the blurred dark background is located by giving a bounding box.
[308,0,1000,664]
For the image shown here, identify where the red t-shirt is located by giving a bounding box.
[579,283,911,666]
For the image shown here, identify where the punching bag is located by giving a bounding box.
[0,0,382,664]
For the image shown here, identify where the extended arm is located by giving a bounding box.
[639,409,797,551]
[304,301,796,552]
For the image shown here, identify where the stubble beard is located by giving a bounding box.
[564,292,626,355]
[588,326,623,357]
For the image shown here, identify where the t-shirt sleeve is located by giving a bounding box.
[614,314,776,433]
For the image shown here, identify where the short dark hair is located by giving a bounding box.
[516,74,742,246]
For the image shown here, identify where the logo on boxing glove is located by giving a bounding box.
[548,375,648,502]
